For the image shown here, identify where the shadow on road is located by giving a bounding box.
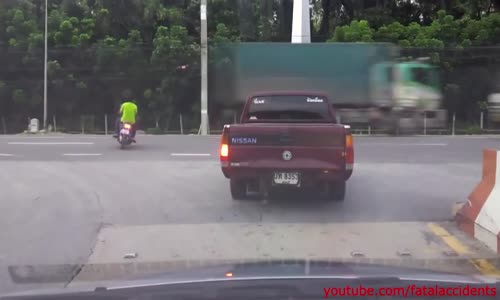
[240,188,344,211]
[106,142,162,152]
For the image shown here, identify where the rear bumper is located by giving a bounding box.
[221,163,352,184]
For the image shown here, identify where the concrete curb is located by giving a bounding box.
[456,149,500,253]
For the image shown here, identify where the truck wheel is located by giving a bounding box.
[327,181,346,202]
[230,178,247,200]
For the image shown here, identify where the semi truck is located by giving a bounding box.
[210,42,447,133]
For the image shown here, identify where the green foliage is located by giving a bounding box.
[462,124,483,134]
[12,89,26,105]
[330,20,374,42]
[0,0,498,131]
[478,101,488,111]
[146,127,163,135]
[330,9,500,48]
[213,23,240,44]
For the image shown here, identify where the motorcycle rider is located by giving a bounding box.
[113,98,138,142]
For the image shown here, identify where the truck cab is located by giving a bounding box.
[369,61,447,133]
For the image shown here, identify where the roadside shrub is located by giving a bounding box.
[463,125,482,135]
[146,127,163,135]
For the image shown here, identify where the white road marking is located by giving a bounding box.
[0,153,14,157]
[7,142,94,145]
[63,153,102,156]
[170,153,211,156]
[401,143,448,146]
[362,142,448,146]
[0,136,65,139]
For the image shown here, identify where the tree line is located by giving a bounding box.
[0,0,499,133]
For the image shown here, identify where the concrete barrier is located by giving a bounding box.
[456,149,500,253]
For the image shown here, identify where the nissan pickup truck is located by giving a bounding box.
[219,91,354,201]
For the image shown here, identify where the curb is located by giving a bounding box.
[455,149,500,253]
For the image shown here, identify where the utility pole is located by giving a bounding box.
[43,0,48,130]
[200,0,208,135]
[291,0,311,43]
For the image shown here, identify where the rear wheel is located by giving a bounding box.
[326,181,346,202]
[230,178,247,200]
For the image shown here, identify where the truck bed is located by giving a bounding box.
[227,123,347,171]
[220,122,353,194]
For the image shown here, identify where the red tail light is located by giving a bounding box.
[220,125,230,161]
[345,133,353,170]
[220,144,228,158]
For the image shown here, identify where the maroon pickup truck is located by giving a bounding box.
[219,92,354,201]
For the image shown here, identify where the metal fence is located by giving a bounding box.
[3,110,498,136]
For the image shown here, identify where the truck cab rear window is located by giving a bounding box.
[248,95,330,121]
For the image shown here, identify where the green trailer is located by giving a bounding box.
[210,42,447,132]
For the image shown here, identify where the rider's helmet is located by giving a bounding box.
[121,89,135,103]
[124,97,137,105]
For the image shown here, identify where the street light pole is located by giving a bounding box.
[291,0,311,43]
[200,0,208,135]
[43,0,48,130]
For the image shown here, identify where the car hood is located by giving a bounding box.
[2,259,497,297]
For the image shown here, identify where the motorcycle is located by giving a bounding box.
[117,122,134,149]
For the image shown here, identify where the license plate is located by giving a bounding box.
[120,129,129,135]
[273,172,300,185]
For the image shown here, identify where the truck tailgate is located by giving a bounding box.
[227,123,347,170]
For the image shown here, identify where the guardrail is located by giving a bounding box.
[31,127,500,136]
[3,113,500,136]
[340,128,500,136]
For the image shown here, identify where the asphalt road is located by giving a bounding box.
[1,134,500,294]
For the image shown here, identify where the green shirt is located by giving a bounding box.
[120,102,138,124]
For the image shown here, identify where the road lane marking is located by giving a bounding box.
[62,153,102,156]
[0,153,14,157]
[428,223,500,277]
[8,142,94,145]
[360,143,448,146]
[428,223,470,253]
[0,136,65,139]
[402,143,448,146]
[170,153,211,156]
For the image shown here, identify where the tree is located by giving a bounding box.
[0,0,498,132]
